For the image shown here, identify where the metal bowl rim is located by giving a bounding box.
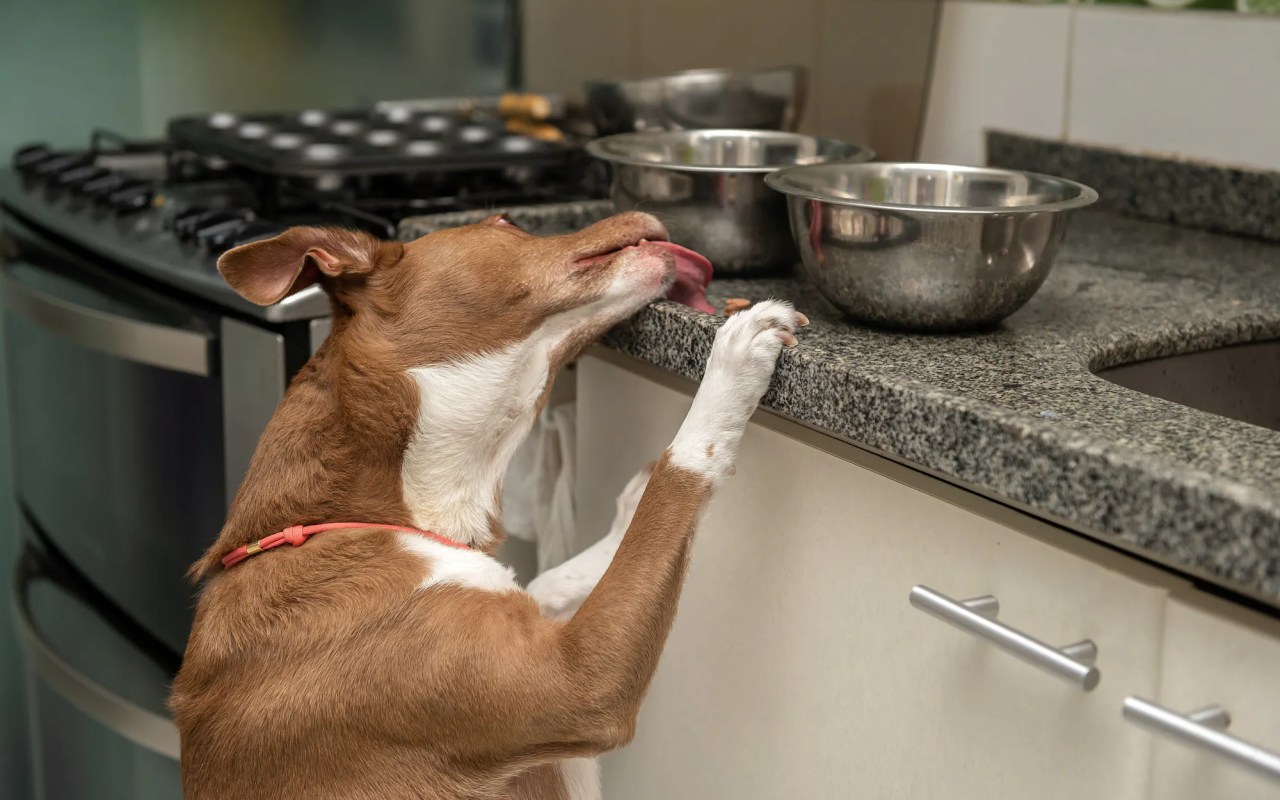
[765,162,1099,215]
[586,130,874,174]
[583,64,808,93]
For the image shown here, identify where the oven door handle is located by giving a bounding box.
[10,571,181,760]
[2,268,211,377]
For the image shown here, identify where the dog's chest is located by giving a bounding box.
[400,346,550,543]
[397,533,519,592]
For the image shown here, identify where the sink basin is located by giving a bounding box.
[1095,340,1279,432]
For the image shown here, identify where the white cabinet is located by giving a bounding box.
[1143,598,1280,799]
[575,354,1175,800]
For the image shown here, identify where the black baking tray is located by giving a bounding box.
[167,107,577,178]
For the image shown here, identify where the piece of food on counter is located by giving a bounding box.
[723,298,752,316]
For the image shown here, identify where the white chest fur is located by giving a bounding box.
[399,297,620,551]
[401,345,549,549]
[397,533,518,592]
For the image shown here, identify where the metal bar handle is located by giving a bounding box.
[909,585,1100,691]
[1123,697,1280,785]
[2,269,210,376]
[10,579,180,759]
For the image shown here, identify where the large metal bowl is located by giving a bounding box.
[765,162,1099,331]
[585,66,807,135]
[587,130,873,275]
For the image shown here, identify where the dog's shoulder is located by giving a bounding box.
[396,532,519,593]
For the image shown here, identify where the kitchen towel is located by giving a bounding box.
[503,399,578,573]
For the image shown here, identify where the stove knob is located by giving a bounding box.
[227,220,282,248]
[82,172,125,201]
[12,143,53,174]
[171,207,213,238]
[173,209,238,241]
[194,215,252,252]
[33,152,93,180]
[56,165,109,191]
[105,180,154,214]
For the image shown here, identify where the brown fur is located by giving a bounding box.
[172,213,715,799]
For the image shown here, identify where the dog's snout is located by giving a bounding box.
[565,212,671,264]
[577,212,668,245]
[611,211,668,242]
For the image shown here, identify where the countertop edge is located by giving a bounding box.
[601,305,1280,608]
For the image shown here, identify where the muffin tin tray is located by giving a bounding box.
[168,107,575,177]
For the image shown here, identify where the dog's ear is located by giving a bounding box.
[217,226,389,306]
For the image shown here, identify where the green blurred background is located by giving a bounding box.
[0,2,512,796]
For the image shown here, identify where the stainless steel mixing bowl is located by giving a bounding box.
[765,162,1099,331]
[585,66,807,135]
[587,129,873,275]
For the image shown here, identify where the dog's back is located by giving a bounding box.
[174,529,544,798]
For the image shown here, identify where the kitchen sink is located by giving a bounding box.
[1094,340,1279,432]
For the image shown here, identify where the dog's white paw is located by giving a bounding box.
[526,464,654,620]
[668,300,806,481]
[527,569,595,621]
[704,299,806,401]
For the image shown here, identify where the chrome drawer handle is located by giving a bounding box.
[1123,697,1280,785]
[909,585,1100,691]
[2,267,211,376]
[11,572,179,759]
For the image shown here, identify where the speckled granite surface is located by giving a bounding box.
[988,130,1280,242]
[401,203,1280,608]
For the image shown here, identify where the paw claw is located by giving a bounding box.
[780,331,798,347]
[796,312,810,327]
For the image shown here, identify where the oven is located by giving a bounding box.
[13,520,181,800]
[2,207,297,800]
[1,89,586,797]
[2,210,294,655]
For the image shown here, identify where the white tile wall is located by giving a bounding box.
[1068,7,1280,171]
[920,1,1280,171]
[919,1,1072,166]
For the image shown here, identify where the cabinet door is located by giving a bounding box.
[575,355,1169,800]
[1144,599,1280,799]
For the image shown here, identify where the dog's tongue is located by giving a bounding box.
[646,240,715,314]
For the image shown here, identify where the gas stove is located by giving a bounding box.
[2,107,599,322]
[0,104,601,714]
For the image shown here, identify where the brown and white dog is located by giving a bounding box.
[169,210,805,800]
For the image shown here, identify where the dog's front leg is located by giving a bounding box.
[526,464,654,620]
[410,302,805,772]
[546,301,805,733]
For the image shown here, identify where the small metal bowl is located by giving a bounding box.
[765,162,1099,331]
[587,129,873,275]
[585,65,807,135]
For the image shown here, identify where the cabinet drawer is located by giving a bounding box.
[1144,598,1280,799]
[577,355,1171,800]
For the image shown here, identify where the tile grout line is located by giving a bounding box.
[1062,0,1078,142]
[812,0,824,134]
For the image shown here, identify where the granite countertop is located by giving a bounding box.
[402,201,1280,609]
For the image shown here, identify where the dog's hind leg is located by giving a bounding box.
[525,463,654,621]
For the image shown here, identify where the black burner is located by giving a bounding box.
[2,108,602,321]
[9,109,600,242]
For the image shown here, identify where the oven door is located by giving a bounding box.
[2,212,224,653]
[14,528,181,800]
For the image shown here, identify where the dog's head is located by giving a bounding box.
[217,212,712,368]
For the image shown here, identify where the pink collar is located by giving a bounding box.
[221,522,470,569]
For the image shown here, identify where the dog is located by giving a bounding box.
[170,210,805,799]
